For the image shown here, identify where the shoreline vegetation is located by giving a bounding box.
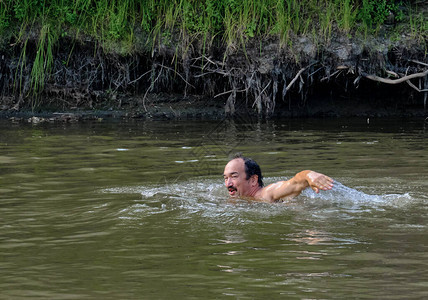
[0,0,427,118]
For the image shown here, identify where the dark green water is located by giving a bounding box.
[1,117,427,299]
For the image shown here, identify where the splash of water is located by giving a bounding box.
[102,178,415,223]
[300,180,413,208]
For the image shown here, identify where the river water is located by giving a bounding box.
[1,116,427,299]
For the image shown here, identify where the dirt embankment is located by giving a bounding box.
[0,23,427,120]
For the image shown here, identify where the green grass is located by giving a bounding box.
[4,0,420,52]
[336,0,358,34]
[2,0,424,49]
[408,5,428,45]
[30,23,57,101]
[1,0,424,53]
[0,0,426,97]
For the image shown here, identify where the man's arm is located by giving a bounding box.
[259,170,334,202]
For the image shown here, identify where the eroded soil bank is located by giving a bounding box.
[0,25,427,120]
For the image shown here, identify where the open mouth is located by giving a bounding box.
[228,187,237,196]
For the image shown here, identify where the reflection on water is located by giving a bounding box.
[0,117,427,299]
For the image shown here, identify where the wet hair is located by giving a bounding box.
[231,153,264,187]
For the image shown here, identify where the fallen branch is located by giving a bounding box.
[386,70,399,78]
[361,69,428,85]
[252,80,271,108]
[309,66,324,77]
[321,69,342,82]
[129,69,152,85]
[191,55,224,67]
[406,80,428,92]
[142,65,164,112]
[286,62,318,91]
[214,88,248,98]
[409,60,428,67]
[194,70,229,78]
[161,65,196,89]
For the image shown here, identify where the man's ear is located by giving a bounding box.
[250,175,258,186]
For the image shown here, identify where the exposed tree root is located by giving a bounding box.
[361,69,428,86]
[360,67,428,110]
[0,33,427,116]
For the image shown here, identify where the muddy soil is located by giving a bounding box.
[0,20,427,120]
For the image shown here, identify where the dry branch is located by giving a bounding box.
[361,69,428,85]
[321,69,342,82]
[129,69,152,84]
[406,80,428,92]
[286,62,317,91]
[409,60,428,67]
[214,88,248,98]
[161,65,196,89]
[252,80,271,108]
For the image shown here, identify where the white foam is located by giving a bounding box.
[101,177,418,223]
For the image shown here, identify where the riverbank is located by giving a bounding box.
[2,92,427,124]
[0,1,427,118]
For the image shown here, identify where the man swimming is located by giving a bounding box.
[223,153,334,202]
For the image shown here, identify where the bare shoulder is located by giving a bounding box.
[256,181,289,202]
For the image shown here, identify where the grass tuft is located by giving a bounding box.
[0,0,425,98]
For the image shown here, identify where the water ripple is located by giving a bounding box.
[102,177,417,228]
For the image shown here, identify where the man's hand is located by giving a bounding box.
[306,171,334,193]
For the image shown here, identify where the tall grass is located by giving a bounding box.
[1,0,422,53]
[30,22,57,101]
[336,0,358,34]
[0,0,425,97]
[408,5,428,46]
[318,1,334,43]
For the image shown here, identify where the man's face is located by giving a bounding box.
[223,158,252,197]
